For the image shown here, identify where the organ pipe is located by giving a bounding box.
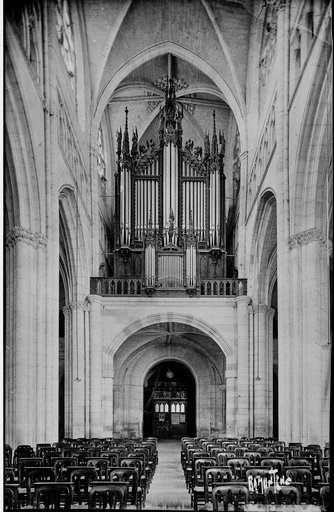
[116,93,226,288]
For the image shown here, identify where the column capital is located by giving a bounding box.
[62,301,89,315]
[6,226,47,248]
[253,303,272,315]
[288,227,327,250]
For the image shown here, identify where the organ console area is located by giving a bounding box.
[113,79,227,293]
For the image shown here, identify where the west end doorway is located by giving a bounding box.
[143,361,196,439]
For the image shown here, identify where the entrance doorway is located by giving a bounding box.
[143,361,196,439]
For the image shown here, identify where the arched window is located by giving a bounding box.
[155,403,159,413]
[180,403,185,413]
[171,403,176,413]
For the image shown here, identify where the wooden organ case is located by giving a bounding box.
[114,80,227,293]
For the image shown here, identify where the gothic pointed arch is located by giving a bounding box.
[249,190,277,304]
[93,42,246,151]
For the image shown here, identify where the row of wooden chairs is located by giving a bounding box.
[180,437,330,511]
[5,436,158,509]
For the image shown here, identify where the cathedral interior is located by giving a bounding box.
[4,0,333,509]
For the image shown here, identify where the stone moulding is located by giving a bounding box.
[5,226,47,248]
[62,301,89,314]
[288,227,327,250]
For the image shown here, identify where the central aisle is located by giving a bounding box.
[144,439,192,510]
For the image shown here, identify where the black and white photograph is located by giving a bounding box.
[3,0,332,510]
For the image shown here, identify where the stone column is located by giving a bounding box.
[70,301,89,438]
[253,304,272,437]
[87,295,103,437]
[236,296,251,436]
[5,227,53,447]
[275,0,293,444]
[62,305,73,437]
[289,229,331,445]
[102,355,114,437]
[248,304,255,436]
[225,357,237,437]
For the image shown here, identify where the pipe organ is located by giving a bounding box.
[114,80,227,292]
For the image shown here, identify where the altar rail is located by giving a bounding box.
[90,278,247,297]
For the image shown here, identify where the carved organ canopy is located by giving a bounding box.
[114,79,227,290]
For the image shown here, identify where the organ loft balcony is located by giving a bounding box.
[91,79,247,298]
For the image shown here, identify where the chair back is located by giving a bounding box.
[53,457,76,481]
[35,483,72,509]
[285,468,313,503]
[264,485,301,505]
[226,458,250,480]
[260,457,284,475]
[101,451,120,467]
[88,483,128,509]
[244,451,262,465]
[109,467,140,506]
[217,451,236,466]
[5,469,15,483]
[319,458,330,482]
[69,467,98,504]
[18,458,43,485]
[26,467,56,505]
[119,457,144,480]
[5,487,19,510]
[204,467,233,503]
[212,484,249,511]
[5,445,13,467]
[86,458,109,479]
[193,457,216,485]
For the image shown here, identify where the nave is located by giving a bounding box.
[4,436,330,510]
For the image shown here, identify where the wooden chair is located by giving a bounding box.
[263,485,301,505]
[190,457,216,506]
[86,457,110,480]
[109,467,144,509]
[285,467,313,504]
[197,467,233,510]
[119,457,147,498]
[5,445,13,467]
[319,458,330,482]
[5,469,15,483]
[260,457,284,476]
[216,451,237,467]
[68,467,98,504]
[17,458,43,486]
[246,468,276,503]
[26,467,57,506]
[101,450,120,467]
[34,483,72,509]
[5,486,19,510]
[88,482,128,509]
[226,458,250,480]
[212,484,249,511]
[244,451,262,466]
[53,457,77,481]
[320,485,329,512]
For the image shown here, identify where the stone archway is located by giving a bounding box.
[111,320,227,439]
[143,360,196,439]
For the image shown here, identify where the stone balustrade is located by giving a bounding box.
[90,277,247,297]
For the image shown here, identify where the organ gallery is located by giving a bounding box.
[113,80,228,292]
